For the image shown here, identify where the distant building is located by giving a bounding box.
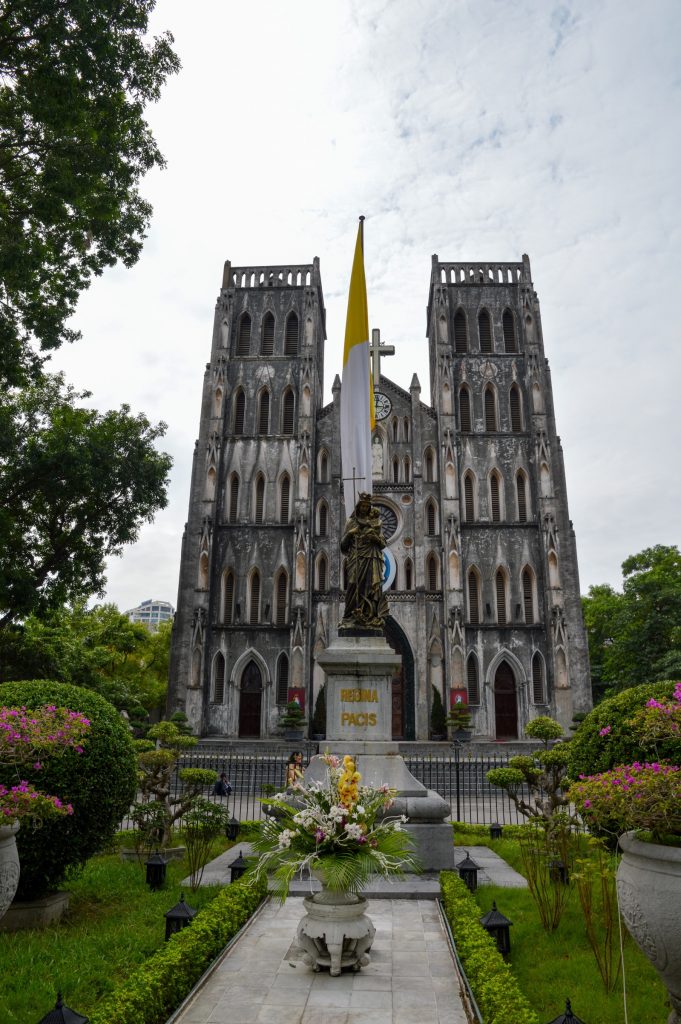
[168,254,591,740]
[126,599,175,631]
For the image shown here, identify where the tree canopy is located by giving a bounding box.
[0,0,180,383]
[582,545,681,698]
[0,373,172,628]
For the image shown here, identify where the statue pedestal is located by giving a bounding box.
[311,637,456,871]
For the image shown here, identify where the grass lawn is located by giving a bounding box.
[454,826,669,1024]
[0,835,239,1024]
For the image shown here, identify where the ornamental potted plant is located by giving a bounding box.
[447,704,472,742]
[430,686,447,741]
[0,704,90,921]
[250,754,419,975]
[569,682,681,1024]
[279,700,306,741]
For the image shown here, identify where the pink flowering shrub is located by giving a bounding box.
[626,684,681,753]
[569,762,681,842]
[0,781,74,822]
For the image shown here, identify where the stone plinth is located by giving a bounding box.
[312,636,456,871]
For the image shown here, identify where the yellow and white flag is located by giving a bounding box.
[340,219,374,520]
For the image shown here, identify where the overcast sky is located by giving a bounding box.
[51,0,681,613]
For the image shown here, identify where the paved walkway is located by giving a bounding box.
[173,897,468,1024]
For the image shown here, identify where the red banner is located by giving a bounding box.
[288,688,306,712]
[450,688,468,710]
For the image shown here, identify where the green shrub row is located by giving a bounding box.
[440,872,539,1024]
[452,821,530,841]
[89,875,267,1024]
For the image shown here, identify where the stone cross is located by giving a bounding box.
[369,328,395,389]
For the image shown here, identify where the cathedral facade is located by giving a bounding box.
[167,253,591,740]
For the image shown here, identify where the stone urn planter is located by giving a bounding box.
[297,885,375,976]
[617,831,681,1024]
[0,821,21,921]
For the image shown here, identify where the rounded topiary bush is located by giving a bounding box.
[567,681,679,781]
[0,680,137,899]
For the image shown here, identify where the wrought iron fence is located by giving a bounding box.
[120,747,531,831]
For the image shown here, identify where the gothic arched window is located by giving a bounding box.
[275,569,288,626]
[426,553,438,591]
[403,418,410,442]
[229,473,240,523]
[490,471,502,522]
[459,386,472,432]
[426,499,437,536]
[257,389,270,435]
[254,474,265,524]
[318,449,329,483]
[464,471,476,522]
[249,570,261,623]
[516,470,528,522]
[404,456,411,483]
[495,568,508,625]
[405,558,413,591]
[503,309,517,353]
[233,388,246,435]
[454,308,468,353]
[393,457,399,484]
[510,384,522,432]
[522,566,535,623]
[221,570,235,624]
[484,385,497,431]
[279,474,290,524]
[392,418,398,442]
[532,652,545,703]
[467,653,480,704]
[317,553,328,592]
[284,312,299,355]
[424,447,435,483]
[467,568,481,624]
[261,312,275,355]
[212,652,225,704]
[236,313,251,356]
[318,501,328,537]
[478,310,492,353]
[282,389,295,434]
[276,653,289,705]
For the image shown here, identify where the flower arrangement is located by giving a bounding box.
[0,704,89,824]
[251,754,419,899]
[569,762,681,844]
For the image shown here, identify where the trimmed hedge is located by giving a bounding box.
[89,874,267,1024]
[453,822,530,841]
[0,680,137,899]
[440,871,539,1024]
[567,681,679,780]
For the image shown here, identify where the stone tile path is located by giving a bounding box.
[173,898,468,1024]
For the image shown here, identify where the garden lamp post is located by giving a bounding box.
[145,851,168,891]
[479,901,513,956]
[229,850,248,883]
[225,816,240,841]
[544,997,588,1023]
[457,851,480,893]
[489,822,503,840]
[36,991,89,1024]
[164,892,197,941]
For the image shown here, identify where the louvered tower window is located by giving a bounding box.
[403,418,410,442]
[249,571,260,623]
[318,502,328,536]
[464,473,475,521]
[254,475,265,524]
[467,654,480,704]
[319,451,329,483]
[496,570,507,625]
[213,653,225,704]
[459,387,472,432]
[282,390,294,434]
[426,500,437,536]
[427,554,438,591]
[275,571,288,626]
[284,312,299,355]
[517,472,528,522]
[393,458,399,484]
[392,419,398,442]
[510,385,522,432]
[490,473,501,522]
[467,570,480,624]
[258,390,270,434]
[234,390,245,434]
[276,654,289,705]
[279,475,290,523]
[318,554,328,592]
[484,387,497,431]
[522,568,534,623]
[236,314,251,356]
[503,310,516,353]
[404,456,411,482]
[261,313,275,355]
[478,310,492,353]
[454,309,467,353]
[532,652,545,703]
[222,571,234,624]
[229,475,239,523]
[405,559,413,590]
[425,449,435,482]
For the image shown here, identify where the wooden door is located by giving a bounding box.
[238,661,262,738]
[494,662,518,739]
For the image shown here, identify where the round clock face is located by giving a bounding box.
[374,502,398,541]
[374,392,392,420]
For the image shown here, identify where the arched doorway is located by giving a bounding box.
[238,660,262,738]
[494,660,518,739]
[384,617,415,741]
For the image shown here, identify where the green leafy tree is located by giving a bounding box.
[0,375,172,629]
[582,545,681,697]
[0,0,180,384]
